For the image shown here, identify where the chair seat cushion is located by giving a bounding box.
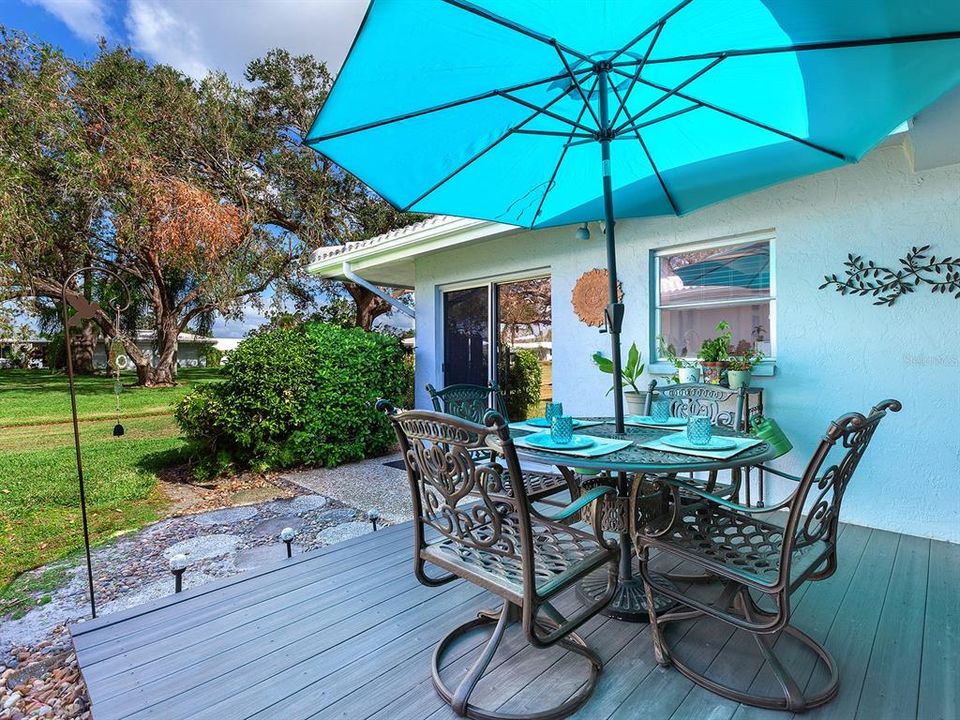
[652,503,832,589]
[422,512,611,600]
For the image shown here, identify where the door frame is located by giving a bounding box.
[436,266,551,390]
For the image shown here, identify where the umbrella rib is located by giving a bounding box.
[613,56,724,134]
[552,41,601,130]
[615,103,703,135]
[305,70,579,143]
[531,77,599,227]
[610,21,666,129]
[635,29,960,66]
[401,84,580,212]
[440,0,592,63]
[497,91,596,134]
[607,77,680,215]
[635,75,852,161]
[608,0,697,63]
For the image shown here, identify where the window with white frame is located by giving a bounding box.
[653,235,775,362]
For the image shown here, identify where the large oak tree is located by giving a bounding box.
[0,32,418,385]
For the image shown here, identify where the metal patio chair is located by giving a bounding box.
[379,400,620,720]
[631,399,901,711]
[427,382,575,503]
[644,380,750,500]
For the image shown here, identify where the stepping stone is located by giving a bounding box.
[233,544,303,571]
[316,521,373,545]
[314,508,356,525]
[267,495,328,515]
[191,506,259,526]
[251,515,304,538]
[162,534,241,563]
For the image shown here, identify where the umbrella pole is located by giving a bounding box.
[576,65,677,623]
[597,64,626,434]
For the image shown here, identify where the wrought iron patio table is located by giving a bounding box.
[511,419,777,622]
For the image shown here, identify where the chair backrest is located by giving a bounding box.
[377,400,539,587]
[645,379,748,430]
[426,382,508,424]
[780,399,901,579]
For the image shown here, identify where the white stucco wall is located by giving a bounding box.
[414,142,960,543]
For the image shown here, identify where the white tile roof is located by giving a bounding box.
[311,215,457,263]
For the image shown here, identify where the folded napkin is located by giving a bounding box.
[508,418,604,433]
[640,434,763,460]
[514,433,633,458]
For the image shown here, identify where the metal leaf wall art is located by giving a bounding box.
[819,245,960,306]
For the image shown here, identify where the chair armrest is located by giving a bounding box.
[649,474,797,515]
[752,464,803,483]
[532,485,617,522]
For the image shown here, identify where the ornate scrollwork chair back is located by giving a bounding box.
[632,399,901,712]
[645,380,750,500]
[779,399,903,582]
[645,379,748,430]
[425,382,575,504]
[426,382,508,424]
[378,399,620,720]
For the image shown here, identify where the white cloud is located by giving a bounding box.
[124,0,369,81]
[25,0,110,43]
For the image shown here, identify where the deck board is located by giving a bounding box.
[70,522,959,720]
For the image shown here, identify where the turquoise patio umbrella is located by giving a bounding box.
[305,0,960,431]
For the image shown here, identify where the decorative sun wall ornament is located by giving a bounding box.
[572,268,623,327]
[819,246,960,306]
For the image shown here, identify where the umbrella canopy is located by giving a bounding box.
[306,1,960,226]
[305,1,960,430]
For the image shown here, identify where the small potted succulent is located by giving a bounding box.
[727,347,765,389]
[697,321,733,385]
[592,342,647,414]
[657,335,700,384]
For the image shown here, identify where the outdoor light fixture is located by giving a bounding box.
[575,223,590,241]
[280,527,297,558]
[169,553,189,593]
[366,509,381,532]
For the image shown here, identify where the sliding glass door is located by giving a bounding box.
[442,286,489,386]
[442,275,551,420]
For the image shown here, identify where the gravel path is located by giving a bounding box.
[0,450,421,720]
[280,451,413,524]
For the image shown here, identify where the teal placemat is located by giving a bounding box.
[509,419,603,433]
[640,434,762,460]
[514,434,632,457]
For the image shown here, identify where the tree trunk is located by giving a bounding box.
[68,321,97,375]
[347,285,393,330]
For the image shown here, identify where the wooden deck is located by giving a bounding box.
[71,521,959,720]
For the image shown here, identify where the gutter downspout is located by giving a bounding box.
[341,261,415,318]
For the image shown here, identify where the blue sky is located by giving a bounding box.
[0,0,368,82]
[2,0,373,337]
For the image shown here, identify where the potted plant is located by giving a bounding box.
[592,342,646,414]
[697,320,733,385]
[657,335,700,384]
[727,347,765,389]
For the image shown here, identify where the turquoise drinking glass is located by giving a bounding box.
[544,402,564,422]
[686,415,713,446]
[651,399,671,422]
[551,415,574,444]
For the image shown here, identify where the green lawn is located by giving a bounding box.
[0,369,220,590]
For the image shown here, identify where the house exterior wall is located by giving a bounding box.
[414,143,960,543]
[93,340,211,368]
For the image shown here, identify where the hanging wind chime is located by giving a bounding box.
[62,267,132,619]
[106,311,128,437]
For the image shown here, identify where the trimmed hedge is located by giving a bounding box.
[175,322,407,478]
